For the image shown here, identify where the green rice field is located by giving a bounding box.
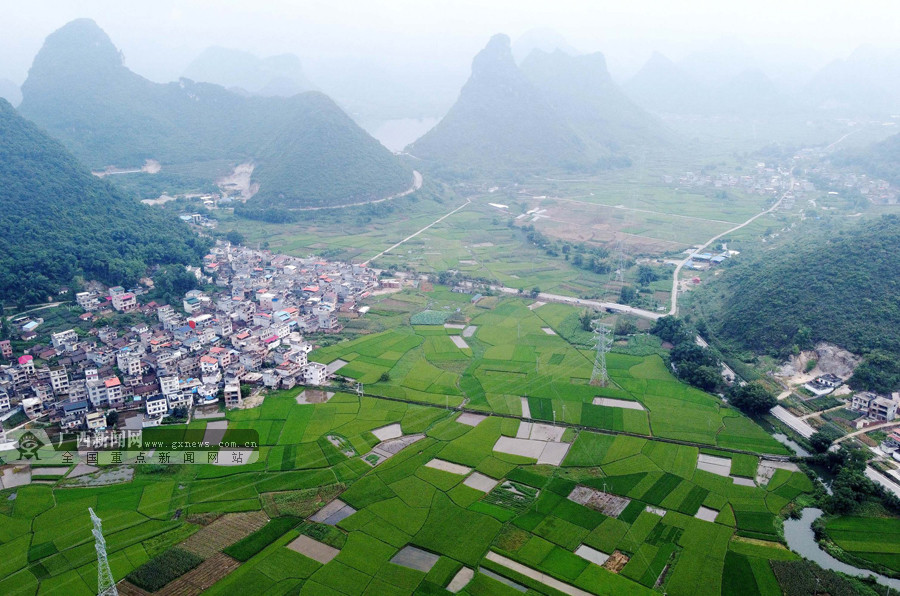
[0,388,813,595]
[313,293,787,455]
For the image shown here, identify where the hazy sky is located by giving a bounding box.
[1,0,899,84]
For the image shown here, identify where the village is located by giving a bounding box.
[0,242,381,434]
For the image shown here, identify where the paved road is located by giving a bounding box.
[296,170,423,212]
[363,195,470,266]
[834,420,900,443]
[487,286,664,321]
[6,302,66,321]
[668,170,795,316]
[866,467,900,499]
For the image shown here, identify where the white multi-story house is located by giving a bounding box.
[145,394,168,418]
[159,376,180,398]
[49,366,69,395]
[51,329,79,351]
[117,350,143,377]
[105,377,124,408]
[301,362,328,386]
[111,292,138,312]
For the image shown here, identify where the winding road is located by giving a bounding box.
[668,170,794,316]
[296,170,423,212]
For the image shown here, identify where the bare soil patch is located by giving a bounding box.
[180,511,268,558]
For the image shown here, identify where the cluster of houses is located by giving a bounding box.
[0,243,380,431]
[683,250,735,271]
[664,163,802,199]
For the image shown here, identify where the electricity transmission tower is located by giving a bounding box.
[590,320,613,387]
[89,508,118,596]
[611,239,627,283]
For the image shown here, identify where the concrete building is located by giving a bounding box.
[224,381,243,408]
[145,394,168,418]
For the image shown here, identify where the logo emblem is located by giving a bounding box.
[16,431,44,460]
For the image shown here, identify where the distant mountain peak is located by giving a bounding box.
[409,33,662,173]
[31,18,122,72]
[471,33,517,78]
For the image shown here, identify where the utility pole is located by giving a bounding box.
[89,508,118,596]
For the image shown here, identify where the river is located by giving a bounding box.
[783,508,900,590]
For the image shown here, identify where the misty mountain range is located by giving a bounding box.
[5,17,900,204]
[18,19,413,209]
[182,47,317,98]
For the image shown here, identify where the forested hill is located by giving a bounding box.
[18,19,412,208]
[407,34,634,175]
[833,133,900,187]
[0,98,208,304]
[701,215,900,358]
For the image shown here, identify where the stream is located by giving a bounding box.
[772,432,810,457]
[783,508,900,590]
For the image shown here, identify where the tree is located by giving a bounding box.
[809,431,833,454]
[579,310,594,332]
[637,265,658,286]
[619,285,637,304]
[651,316,694,345]
[727,383,777,416]
[849,351,900,394]
[378,372,390,383]
[106,409,119,428]
[614,318,637,336]
[530,287,541,298]
[226,230,244,246]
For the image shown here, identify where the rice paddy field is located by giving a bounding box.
[0,385,814,596]
[0,289,815,595]
[822,516,900,575]
[314,292,788,455]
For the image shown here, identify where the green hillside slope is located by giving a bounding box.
[697,215,900,359]
[0,98,208,303]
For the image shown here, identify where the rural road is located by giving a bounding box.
[488,286,663,321]
[363,194,470,266]
[833,420,900,444]
[6,302,66,320]
[296,170,423,212]
[668,170,795,316]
